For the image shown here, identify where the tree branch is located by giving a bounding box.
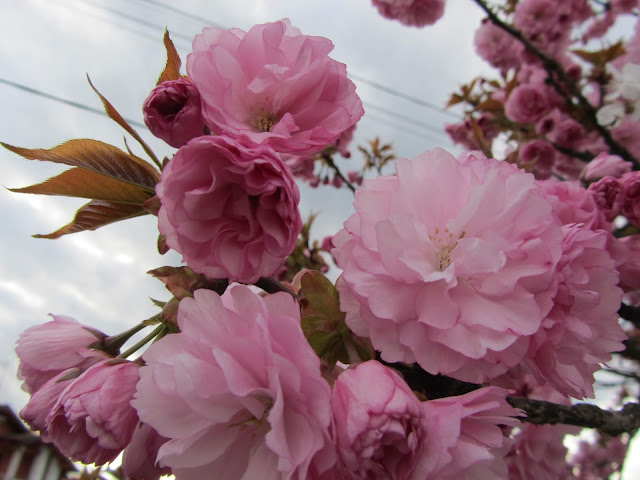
[508,397,640,436]
[321,153,356,193]
[619,303,640,329]
[472,0,639,168]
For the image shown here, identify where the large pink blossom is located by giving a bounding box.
[370,0,446,27]
[330,361,436,479]
[46,359,140,465]
[186,19,363,156]
[524,225,625,398]
[423,386,521,479]
[333,148,562,383]
[157,136,302,283]
[16,315,108,394]
[132,286,335,480]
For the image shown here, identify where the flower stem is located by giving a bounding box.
[117,324,165,359]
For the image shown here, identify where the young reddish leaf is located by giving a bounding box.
[33,200,147,239]
[157,30,182,85]
[2,139,159,191]
[87,76,161,169]
[9,167,154,204]
[475,98,504,113]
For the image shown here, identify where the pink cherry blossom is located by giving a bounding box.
[16,315,108,394]
[581,152,632,182]
[518,139,556,179]
[505,424,574,480]
[621,171,640,226]
[588,176,624,222]
[474,19,524,70]
[46,359,140,465]
[538,179,609,230]
[143,78,206,148]
[20,368,82,442]
[524,225,625,398]
[132,286,335,480]
[122,423,171,480]
[423,386,521,479]
[505,85,550,124]
[330,361,434,479]
[370,0,446,28]
[157,135,302,283]
[618,234,640,292]
[333,148,562,383]
[186,19,363,155]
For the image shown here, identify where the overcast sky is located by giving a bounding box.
[0,0,638,476]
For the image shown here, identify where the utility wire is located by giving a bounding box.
[0,78,148,130]
[132,0,226,29]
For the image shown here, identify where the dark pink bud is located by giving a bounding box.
[143,78,205,148]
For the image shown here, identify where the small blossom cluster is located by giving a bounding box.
[17,316,169,479]
[147,19,364,283]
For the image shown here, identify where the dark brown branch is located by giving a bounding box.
[384,359,640,435]
[472,0,639,169]
[254,277,299,300]
[620,337,640,362]
[619,303,640,329]
[322,153,356,193]
[508,397,640,436]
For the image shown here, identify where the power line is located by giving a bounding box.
[132,0,226,29]
[349,73,460,120]
[363,101,450,138]
[0,77,452,148]
[0,77,147,130]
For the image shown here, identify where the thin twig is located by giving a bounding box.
[322,153,356,193]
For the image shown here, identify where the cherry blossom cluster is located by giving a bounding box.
[9,2,640,479]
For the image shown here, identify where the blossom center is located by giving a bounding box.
[429,228,464,271]
[252,107,279,132]
[227,394,274,433]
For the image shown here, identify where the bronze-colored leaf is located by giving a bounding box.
[475,98,504,113]
[2,139,159,191]
[158,30,182,85]
[9,167,154,204]
[573,42,626,67]
[87,76,161,168]
[34,200,147,239]
[446,93,464,108]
